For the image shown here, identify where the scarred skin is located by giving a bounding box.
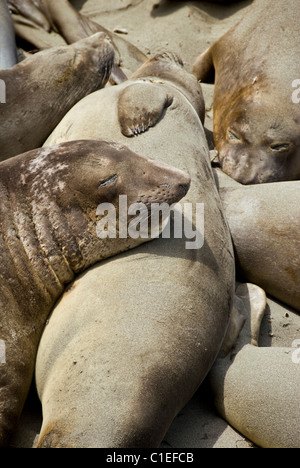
[193,0,300,184]
[0,139,190,447]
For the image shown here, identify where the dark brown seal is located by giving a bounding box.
[193,0,300,184]
[0,33,114,161]
[8,0,147,83]
[0,139,190,446]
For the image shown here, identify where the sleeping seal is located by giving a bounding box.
[0,0,18,69]
[0,139,190,447]
[36,53,235,448]
[0,33,114,161]
[193,0,300,184]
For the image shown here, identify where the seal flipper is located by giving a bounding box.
[192,46,215,83]
[118,83,173,137]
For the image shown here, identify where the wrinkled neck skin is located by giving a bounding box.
[0,162,99,330]
[0,187,66,325]
[0,158,89,446]
[132,58,205,122]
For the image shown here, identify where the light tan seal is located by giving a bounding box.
[0,139,190,447]
[193,0,300,184]
[0,33,114,161]
[218,179,300,312]
[209,283,300,448]
[36,53,235,448]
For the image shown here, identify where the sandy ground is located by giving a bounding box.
[8,0,300,448]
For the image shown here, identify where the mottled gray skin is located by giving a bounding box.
[0,33,114,161]
[36,54,235,448]
[193,0,300,184]
[0,139,190,447]
[0,0,18,69]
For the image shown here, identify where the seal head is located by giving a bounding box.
[215,87,300,184]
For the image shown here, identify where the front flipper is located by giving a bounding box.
[8,0,51,31]
[118,83,173,137]
[192,46,215,83]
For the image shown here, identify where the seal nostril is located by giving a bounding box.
[179,183,189,195]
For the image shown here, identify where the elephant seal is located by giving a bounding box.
[219,180,300,312]
[0,33,114,161]
[193,0,300,184]
[0,139,190,447]
[8,0,147,83]
[209,284,300,448]
[36,53,235,448]
[0,0,18,69]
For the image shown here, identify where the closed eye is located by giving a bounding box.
[227,129,241,142]
[98,174,118,187]
[270,143,291,152]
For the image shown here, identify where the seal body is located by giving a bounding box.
[193,0,300,184]
[209,285,300,448]
[219,181,300,312]
[8,0,146,82]
[0,33,114,161]
[0,0,17,69]
[36,54,235,448]
[210,345,300,448]
[0,139,190,447]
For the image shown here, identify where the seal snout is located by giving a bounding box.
[179,182,190,196]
